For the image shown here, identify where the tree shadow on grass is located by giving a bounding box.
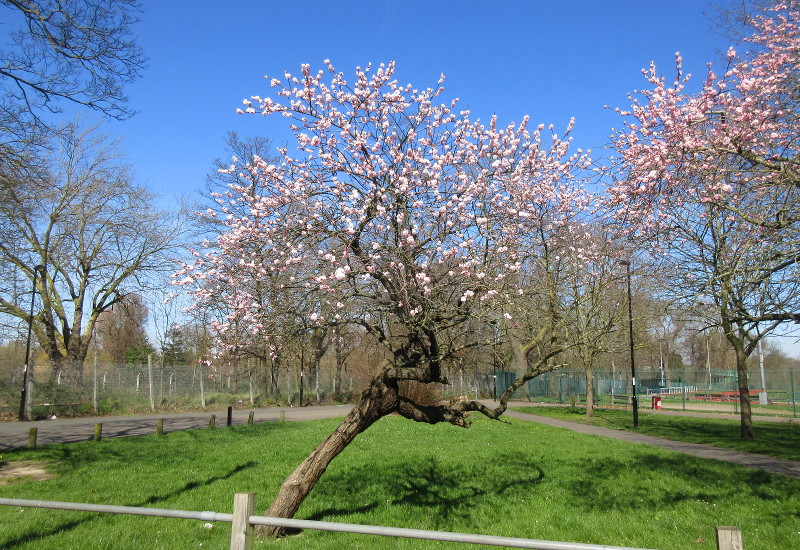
[563,452,800,519]
[303,443,800,533]
[306,453,544,528]
[0,461,258,549]
[142,460,257,505]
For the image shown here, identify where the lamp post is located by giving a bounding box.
[19,264,45,421]
[618,259,638,428]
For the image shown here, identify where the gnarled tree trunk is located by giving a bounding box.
[258,347,558,538]
[257,369,399,537]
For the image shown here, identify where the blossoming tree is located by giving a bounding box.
[606,1,800,439]
[177,60,591,531]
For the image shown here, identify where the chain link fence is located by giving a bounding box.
[0,359,361,419]
[491,368,800,417]
[1,358,798,419]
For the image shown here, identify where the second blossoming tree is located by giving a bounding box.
[605,1,800,439]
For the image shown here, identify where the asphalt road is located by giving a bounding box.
[0,405,354,450]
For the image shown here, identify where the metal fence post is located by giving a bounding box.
[230,492,256,550]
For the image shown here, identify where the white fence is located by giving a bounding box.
[646,386,699,395]
[0,493,744,550]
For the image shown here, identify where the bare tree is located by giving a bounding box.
[564,246,626,417]
[0,119,186,386]
[0,0,146,188]
[0,0,145,121]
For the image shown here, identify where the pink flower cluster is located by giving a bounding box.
[176,61,593,349]
[606,1,800,236]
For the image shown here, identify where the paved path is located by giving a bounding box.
[0,405,354,450]
[2,402,798,479]
[504,408,800,478]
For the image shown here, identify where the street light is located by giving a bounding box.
[618,259,638,428]
[19,264,45,421]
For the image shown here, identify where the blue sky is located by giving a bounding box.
[101,0,798,357]
[109,0,731,200]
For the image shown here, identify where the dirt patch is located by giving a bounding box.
[0,460,55,485]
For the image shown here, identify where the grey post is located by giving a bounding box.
[19,265,45,421]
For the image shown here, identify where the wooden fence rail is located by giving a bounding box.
[0,493,743,550]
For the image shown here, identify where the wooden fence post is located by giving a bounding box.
[279,411,285,423]
[94,423,103,442]
[716,526,743,550]
[209,415,216,428]
[230,492,256,550]
[28,427,37,448]
[248,411,254,425]
[227,406,233,427]
[156,418,164,436]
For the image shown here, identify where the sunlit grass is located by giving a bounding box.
[513,406,800,461]
[0,415,798,549]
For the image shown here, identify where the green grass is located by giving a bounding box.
[655,394,799,415]
[513,406,800,461]
[0,416,798,549]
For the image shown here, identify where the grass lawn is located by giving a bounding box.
[513,406,800,461]
[0,416,797,549]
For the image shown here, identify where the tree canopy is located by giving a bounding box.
[0,0,145,121]
[177,60,594,530]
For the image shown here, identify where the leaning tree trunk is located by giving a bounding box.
[257,373,399,537]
